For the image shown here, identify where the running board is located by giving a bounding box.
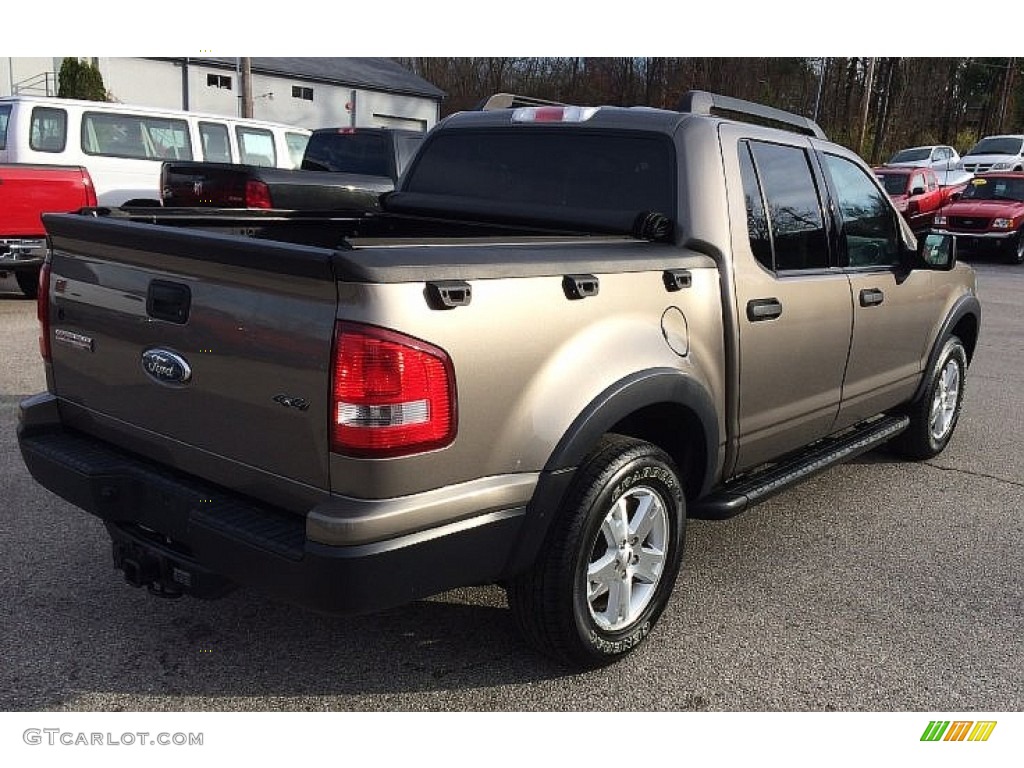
[691,415,910,520]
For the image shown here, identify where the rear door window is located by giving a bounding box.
[199,122,231,162]
[738,140,773,270]
[743,140,829,271]
[30,107,68,153]
[236,127,276,166]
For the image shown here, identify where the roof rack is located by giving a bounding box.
[478,93,567,111]
[679,90,826,140]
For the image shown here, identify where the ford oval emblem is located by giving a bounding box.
[141,348,192,386]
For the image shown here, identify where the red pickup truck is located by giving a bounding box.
[0,164,97,297]
[933,172,1024,264]
[873,166,964,233]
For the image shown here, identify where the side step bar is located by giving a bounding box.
[691,415,910,520]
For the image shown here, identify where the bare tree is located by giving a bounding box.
[396,57,1024,157]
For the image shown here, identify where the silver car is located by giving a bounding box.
[887,144,972,185]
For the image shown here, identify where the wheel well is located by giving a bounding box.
[951,313,979,364]
[609,403,707,502]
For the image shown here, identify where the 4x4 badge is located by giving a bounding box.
[141,348,192,386]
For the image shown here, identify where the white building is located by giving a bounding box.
[1,57,445,131]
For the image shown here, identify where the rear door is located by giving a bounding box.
[44,214,339,501]
[724,129,854,473]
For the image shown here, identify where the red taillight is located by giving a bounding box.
[245,180,273,209]
[81,169,98,207]
[330,323,456,457]
[37,261,52,363]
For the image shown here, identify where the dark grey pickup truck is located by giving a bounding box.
[159,126,424,211]
[18,92,980,668]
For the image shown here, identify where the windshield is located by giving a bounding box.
[965,137,1024,156]
[0,104,10,150]
[876,172,908,195]
[961,176,1024,202]
[889,148,930,163]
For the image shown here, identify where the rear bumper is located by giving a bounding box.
[17,393,526,615]
[0,237,47,268]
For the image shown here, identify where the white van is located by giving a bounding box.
[961,134,1024,174]
[0,96,311,206]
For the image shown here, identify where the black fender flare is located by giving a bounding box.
[911,294,981,405]
[501,368,720,578]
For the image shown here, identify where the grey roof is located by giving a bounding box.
[167,58,445,101]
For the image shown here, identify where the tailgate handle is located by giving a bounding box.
[663,269,692,292]
[425,280,472,310]
[147,280,191,324]
[563,274,600,300]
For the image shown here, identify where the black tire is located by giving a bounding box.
[1007,231,1024,265]
[508,434,686,668]
[15,269,39,299]
[893,336,967,460]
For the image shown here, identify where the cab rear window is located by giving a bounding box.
[405,130,674,216]
[302,131,390,176]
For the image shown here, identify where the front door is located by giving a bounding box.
[818,151,943,429]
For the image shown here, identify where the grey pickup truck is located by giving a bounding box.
[159,127,424,211]
[18,92,981,668]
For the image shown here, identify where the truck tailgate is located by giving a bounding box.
[42,213,339,506]
[0,164,92,236]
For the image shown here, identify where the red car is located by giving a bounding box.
[933,172,1024,264]
[874,166,963,233]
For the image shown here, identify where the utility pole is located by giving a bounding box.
[858,57,876,157]
[813,57,826,123]
[998,58,1016,133]
[240,57,254,118]
[181,57,190,111]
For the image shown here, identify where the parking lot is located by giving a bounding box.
[1,262,1022,713]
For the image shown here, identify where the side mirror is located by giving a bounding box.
[910,186,926,197]
[950,192,961,201]
[915,231,957,271]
